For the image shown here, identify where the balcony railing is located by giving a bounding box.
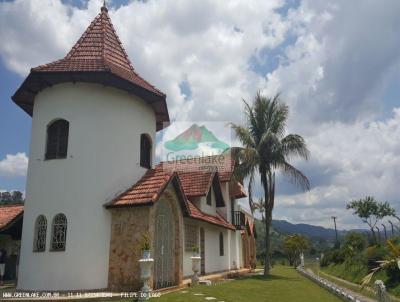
[232,211,245,230]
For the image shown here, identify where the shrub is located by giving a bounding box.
[364,245,386,270]
[320,249,345,267]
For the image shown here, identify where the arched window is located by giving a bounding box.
[33,215,47,252]
[51,213,67,251]
[140,134,152,169]
[45,119,69,160]
[219,232,224,256]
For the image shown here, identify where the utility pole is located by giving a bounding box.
[331,216,339,247]
[388,220,395,237]
[375,226,381,245]
[381,224,387,241]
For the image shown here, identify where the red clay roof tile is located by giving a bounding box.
[32,8,164,98]
[12,7,169,130]
[156,154,235,183]
[187,201,235,230]
[0,204,24,231]
[107,169,173,207]
[107,155,243,230]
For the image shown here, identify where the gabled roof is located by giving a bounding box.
[175,170,214,197]
[12,5,169,131]
[0,204,24,232]
[106,164,239,229]
[154,163,225,206]
[188,202,235,230]
[105,170,188,212]
[157,154,235,182]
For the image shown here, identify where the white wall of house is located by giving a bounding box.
[202,223,229,273]
[218,182,230,222]
[182,221,231,276]
[198,186,216,216]
[18,83,156,291]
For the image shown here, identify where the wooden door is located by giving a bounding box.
[154,201,175,289]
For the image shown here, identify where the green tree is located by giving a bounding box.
[346,196,395,244]
[231,92,310,275]
[342,232,366,259]
[283,234,309,267]
[1,191,12,203]
[11,191,23,203]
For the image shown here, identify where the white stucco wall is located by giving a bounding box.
[198,187,216,216]
[202,223,229,273]
[18,83,156,291]
[183,248,195,277]
[218,182,230,222]
[182,221,232,276]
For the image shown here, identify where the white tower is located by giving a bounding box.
[12,5,169,291]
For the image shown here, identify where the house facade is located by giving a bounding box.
[13,5,256,291]
[0,204,24,280]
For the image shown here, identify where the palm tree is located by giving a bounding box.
[254,198,265,222]
[231,92,310,275]
[362,240,400,286]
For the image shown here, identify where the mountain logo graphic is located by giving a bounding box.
[164,124,229,152]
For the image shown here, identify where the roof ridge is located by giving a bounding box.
[14,7,169,131]
[101,9,135,72]
[0,203,24,208]
[65,14,100,59]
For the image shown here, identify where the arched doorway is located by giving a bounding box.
[200,227,205,275]
[154,200,176,289]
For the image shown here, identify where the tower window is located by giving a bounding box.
[219,232,224,256]
[33,215,47,252]
[140,134,152,169]
[51,213,67,251]
[45,119,69,160]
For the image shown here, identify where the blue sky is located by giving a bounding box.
[1,0,400,229]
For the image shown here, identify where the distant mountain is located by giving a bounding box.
[164,124,229,151]
[271,219,367,241]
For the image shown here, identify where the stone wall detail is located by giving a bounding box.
[107,184,184,291]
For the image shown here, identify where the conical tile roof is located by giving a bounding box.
[13,6,169,130]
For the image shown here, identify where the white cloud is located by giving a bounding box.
[273,108,400,229]
[1,0,400,229]
[0,153,29,177]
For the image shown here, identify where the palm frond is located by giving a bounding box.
[230,123,255,148]
[279,161,310,191]
[281,134,310,160]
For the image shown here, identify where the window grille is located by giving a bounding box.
[45,119,69,160]
[140,134,152,168]
[51,213,67,251]
[33,215,47,252]
[184,223,198,251]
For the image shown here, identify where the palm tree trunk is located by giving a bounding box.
[248,181,254,215]
[262,171,272,276]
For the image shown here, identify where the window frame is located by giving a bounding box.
[140,134,152,169]
[219,232,224,256]
[50,213,67,252]
[45,119,69,160]
[33,215,47,252]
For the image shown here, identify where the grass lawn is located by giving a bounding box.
[145,266,342,302]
